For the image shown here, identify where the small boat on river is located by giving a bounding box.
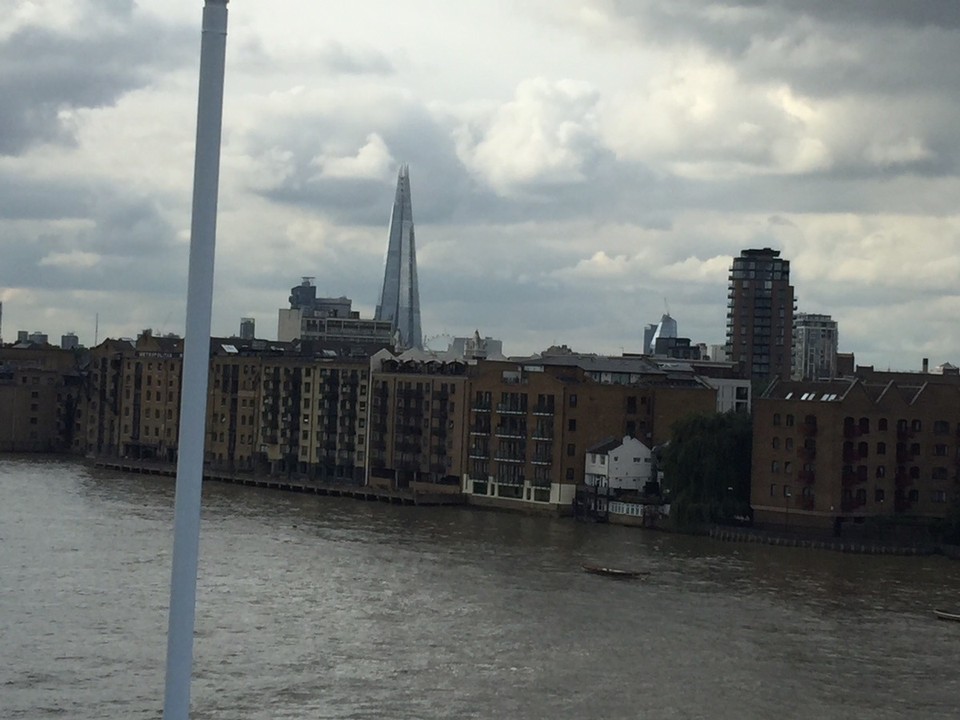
[933,609,960,622]
[582,564,647,579]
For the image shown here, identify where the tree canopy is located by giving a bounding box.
[661,411,753,528]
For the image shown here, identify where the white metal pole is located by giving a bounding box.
[163,2,228,719]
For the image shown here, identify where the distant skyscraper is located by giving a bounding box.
[375,165,422,350]
[792,313,838,380]
[725,248,794,381]
[648,313,678,354]
[239,317,255,340]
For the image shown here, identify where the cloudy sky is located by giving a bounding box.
[3,1,960,368]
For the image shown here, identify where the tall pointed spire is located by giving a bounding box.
[375,164,422,349]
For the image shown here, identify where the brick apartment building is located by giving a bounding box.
[461,355,717,513]
[726,248,795,381]
[752,369,960,535]
[366,350,468,492]
[0,344,83,452]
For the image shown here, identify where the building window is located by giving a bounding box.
[567,443,575,456]
[566,468,574,480]
[877,442,886,455]
[772,437,780,449]
[773,413,781,426]
[771,461,780,473]
[879,418,888,431]
[786,414,794,427]
[568,419,577,431]
[875,489,885,502]
[569,394,577,408]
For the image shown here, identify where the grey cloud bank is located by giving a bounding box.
[2,0,960,370]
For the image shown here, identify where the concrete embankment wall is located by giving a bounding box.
[708,526,937,556]
[91,459,465,507]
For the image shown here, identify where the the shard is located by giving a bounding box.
[375,164,422,349]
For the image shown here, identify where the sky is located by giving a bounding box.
[3,0,960,369]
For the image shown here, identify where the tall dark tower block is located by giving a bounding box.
[375,165,422,350]
[726,248,794,381]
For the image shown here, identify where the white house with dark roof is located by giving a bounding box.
[584,435,652,492]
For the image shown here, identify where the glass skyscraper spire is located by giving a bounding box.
[375,165,422,349]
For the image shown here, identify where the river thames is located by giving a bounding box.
[2,457,959,719]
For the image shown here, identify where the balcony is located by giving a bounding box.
[895,473,913,489]
[495,427,527,439]
[531,455,552,466]
[494,454,526,464]
[496,404,526,415]
[797,447,816,461]
[532,405,554,416]
[841,496,866,513]
[841,471,866,488]
[472,403,491,413]
[894,496,913,513]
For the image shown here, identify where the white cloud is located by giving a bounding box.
[312,133,395,181]
[456,78,602,194]
[38,250,101,269]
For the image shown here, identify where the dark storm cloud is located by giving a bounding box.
[605,0,960,97]
[0,172,92,220]
[255,101,680,230]
[0,184,184,293]
[0,8,193,155]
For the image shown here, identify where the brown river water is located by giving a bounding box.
[2,456,959,719]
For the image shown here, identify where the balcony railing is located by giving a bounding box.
[531,405,554,416]
[841,496,866,513]
[496,404,526,415]
[895,473,913,489]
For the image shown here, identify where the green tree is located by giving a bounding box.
[661,411,753,528]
